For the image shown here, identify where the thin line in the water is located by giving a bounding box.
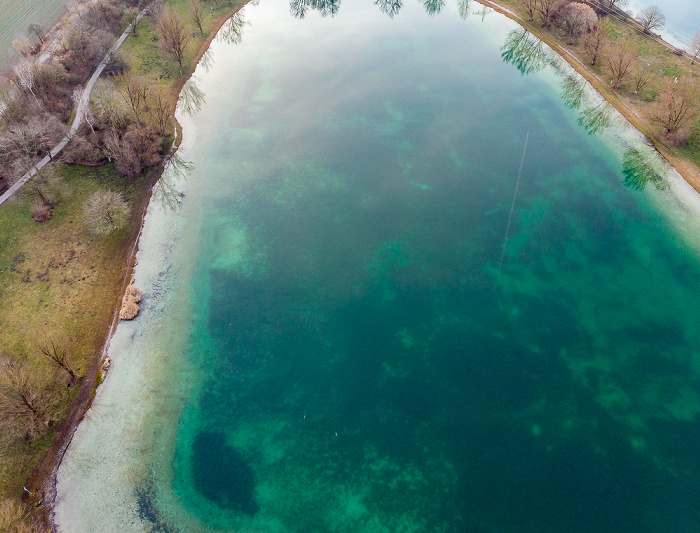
[499,131,529,270]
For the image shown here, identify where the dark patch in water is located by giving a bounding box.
[192,431,259,516]
[134,474,179,533]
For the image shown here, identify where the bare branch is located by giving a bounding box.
[188,0,205,35]
[689,30,700,65]
[0,359,49,441]
[638,5,665,34]
[157,6,190,67]
[38,339,77,386]
[604,39,636,89]
[649,77,700,142]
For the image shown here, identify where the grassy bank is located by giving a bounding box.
[0,163,150,500]
[477,0,700,192]
[0,0,247,527]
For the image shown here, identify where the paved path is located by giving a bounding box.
[0,3,153,206]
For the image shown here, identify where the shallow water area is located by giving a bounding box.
[55,0,700,531]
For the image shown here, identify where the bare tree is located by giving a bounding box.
[12,39,33,57]
[72,88,96,133]
[582,16,609,65]
[38,339,77,386]
[105,133,142,178]
[13,59,41,108]
[60,20,112,76]
[603,0,628,9]
[638,5,665,34]
[559,3,597,44]
[649,77,700,142]
[0,79,28,124]
[631,61,654,94]
[536,0,562,27]
[0,359,48,440]
[90,79,129,132]
[148,88,175,134]
[689,30,700,65]
[0,115,63,171]
[82,189,131,235]
[188,0,205,35]
[116,72,149,122]
[28,23,47,45]
[605,40,636,89]
[21,164,63,220]
[520,0,537,22]
[123,7,141,36]
[157,6,190,67]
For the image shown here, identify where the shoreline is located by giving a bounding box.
[37,0,696,528]
[474,0,700,196]
[38,4,250,530]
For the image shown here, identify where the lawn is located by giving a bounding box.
[0,163,151,500]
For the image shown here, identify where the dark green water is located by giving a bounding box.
[55,1,700,531]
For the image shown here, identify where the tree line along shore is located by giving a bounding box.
[0,0,246,530]
[477,0,700,190]
[0,0,699,531]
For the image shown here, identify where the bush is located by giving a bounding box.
[61,133,107,166]
[30,202,52,222]
[82,189,130,235]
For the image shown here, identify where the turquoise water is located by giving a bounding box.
[56,1,700,532]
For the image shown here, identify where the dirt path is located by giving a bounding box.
[0,2,154,207]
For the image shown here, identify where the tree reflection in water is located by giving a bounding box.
[154,154,193,212]
[375,0,402,18]
[289,0,341,18]
[560,72,587,110]
[622,148,668,191]
[199,48,214,73]
[218,11,247,45]
[501,28,551,75]
[180,78,206,116]
[421,0,445,16]
[457,0,470,19]
[577,100,616,135]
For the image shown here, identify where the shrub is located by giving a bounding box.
[82,190,130,235]
[30,202,52,222]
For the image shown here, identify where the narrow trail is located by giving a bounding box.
[0,2,154,207]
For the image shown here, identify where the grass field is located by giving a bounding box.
[0,0,66,73]
[0,163,151,501]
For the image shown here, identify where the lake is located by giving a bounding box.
[55,0,700,531]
